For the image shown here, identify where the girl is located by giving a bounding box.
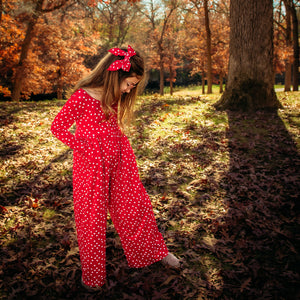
[51,45,180,291]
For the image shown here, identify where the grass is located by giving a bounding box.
[0,90,299,299]
[161,84,297,96]
[43,209,57,220]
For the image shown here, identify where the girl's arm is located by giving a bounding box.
[51,90,101,161]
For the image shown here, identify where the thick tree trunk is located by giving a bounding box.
[204,0,212,94]
[215,0,281,111]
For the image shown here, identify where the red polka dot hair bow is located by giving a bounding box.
[107,45,136,72]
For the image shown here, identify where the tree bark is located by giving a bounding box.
[215,0,281,111]
[204,0,212,94]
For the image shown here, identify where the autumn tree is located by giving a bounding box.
[184,0,213,93]
[163,13,183,95]
[92,0,140,49]
[0,0,25,97]
[1,0,145,101]
[182,0,229,94]
[210,0,229,93]
[284,0,293,91]
[283,0,299,91]
[212,20,229,93]
[203,0,212,93]
[136,0,179,95]
[26,6,97,99]
[182,11,207,93]
[273,0,294,91]
[0,0,99,100]
[11,0,70,102]
[215,0,281,111]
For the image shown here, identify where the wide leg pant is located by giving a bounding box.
[72,127,168,288]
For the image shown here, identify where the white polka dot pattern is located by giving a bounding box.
[51,89,169,288]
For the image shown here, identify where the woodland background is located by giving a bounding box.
[0,0,299,101]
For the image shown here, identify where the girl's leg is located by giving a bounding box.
[73,156,108,288]
[108,180,169,267]
[108,138,169,267]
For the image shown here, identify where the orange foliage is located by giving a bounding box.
[0,86,11,97]
[274,38,293,74]
[273,2,294,75]
[0,0,99,99]
[20,11,98,98]
[0,2,26,97]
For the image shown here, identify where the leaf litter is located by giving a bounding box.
[0,92,299,299]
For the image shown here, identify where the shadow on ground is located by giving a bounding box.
[214,110,300,299]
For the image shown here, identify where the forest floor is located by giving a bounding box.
[0,91,299,300]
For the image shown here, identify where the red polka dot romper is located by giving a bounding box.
[51,89,169,287]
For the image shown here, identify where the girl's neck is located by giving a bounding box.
[83,87,103,101]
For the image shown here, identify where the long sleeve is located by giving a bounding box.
[51,90,101,162]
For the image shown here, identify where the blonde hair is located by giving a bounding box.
[74,47,144,130]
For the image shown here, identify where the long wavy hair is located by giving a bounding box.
[74,46,144,130]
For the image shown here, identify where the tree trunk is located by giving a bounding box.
[170,80,173,95]
[159,55,164,96]
[169,62,175,95]
[204,0,212,94]
[291,2,299,91]
[159,66,164,96]
[219,74,224,93]
[284,1,292,92]
[11,18,39,101]
[57,66,63,100]
[215,0,281,111]
[11,0,44,102]
[57,87,63,100]
[285,62,292,91]
[202,71,205,94]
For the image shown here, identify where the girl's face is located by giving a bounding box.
[120,76,140,94]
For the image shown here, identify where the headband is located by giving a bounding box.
[107,45,136,72]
